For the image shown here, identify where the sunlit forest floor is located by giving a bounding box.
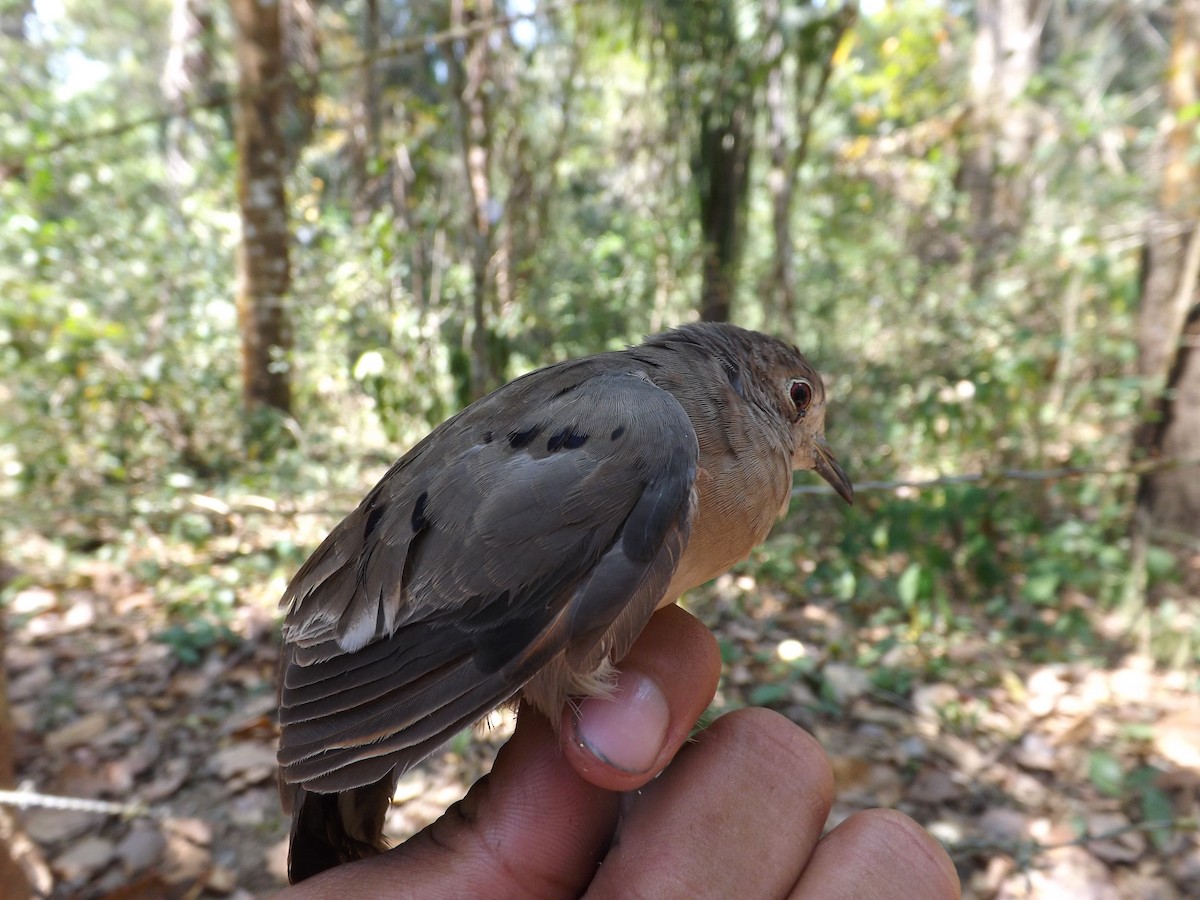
[5,480,1200,899]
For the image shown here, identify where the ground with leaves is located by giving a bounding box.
[4,503,1199,899]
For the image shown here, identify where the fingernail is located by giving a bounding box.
[574,670,670,774]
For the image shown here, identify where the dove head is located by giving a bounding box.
[755,338,853,506]
[651,323,854,506]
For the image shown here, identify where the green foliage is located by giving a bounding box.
[833,0,961,128]
[1128,764,1178,853]
[1,0,1195,678]
[155,619,238,666]
[0,32,245,507]
[1084,753,1177,851]
[795,474,1165,667]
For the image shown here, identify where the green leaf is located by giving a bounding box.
[1179,101,1200,123]
[1140,786,1175,852]
[1145,546,1177,580]
[748,682,792,707]
[897,563,922,608]
[1023,572,1060,605]
[1087,750,1125,798]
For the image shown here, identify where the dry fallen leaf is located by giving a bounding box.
[161,821,213,885]
[1154,707,1200,773]
[1013,732,1057,772]
[211,742,278,792]
[97,871,173,900]
[52,835,116,884]
[114,823,166,875]
[1085,812,1145,865]
[45,712,110,752]
[906,766,965,805]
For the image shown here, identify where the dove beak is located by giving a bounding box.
[814,439,854,505]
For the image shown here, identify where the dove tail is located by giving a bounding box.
[285,778,393,883]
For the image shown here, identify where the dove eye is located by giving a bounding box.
[789,378,813,417]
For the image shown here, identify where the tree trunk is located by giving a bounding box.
[1134,0,1200,537]
[350,0,382,217]
[763,0,798,322]
[960,0,1045,291]
[451,0,498,400]
[279,0,320,170]
[0,603,34,899]
[695,99,752,323]
[0,0,32,40]
[496,22,577,321]
[161,0,214,112]
[391,140,426,314]
[161,0,216,183]
[761,1,854,323]
[231,0,293,416]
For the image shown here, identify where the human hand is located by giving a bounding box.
[276,605,960,898]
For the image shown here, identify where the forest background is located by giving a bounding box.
[2,0,1200,896]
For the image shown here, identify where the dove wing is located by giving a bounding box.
[277,364,698,793]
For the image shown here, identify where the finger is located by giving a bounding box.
[586,708,835,899]
[561,604,721,792]
[789,809,960,900]
[279,708,618,900]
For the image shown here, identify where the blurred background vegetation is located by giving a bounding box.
[2,0,1200,895]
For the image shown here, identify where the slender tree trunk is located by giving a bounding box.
[763,0,798,321]
[0,0,31,40]
[391,140,426,314]
[451,0,498,400]
[231,0,293,416]
[760,2,854,322]
[532,31,580,259]
[0,614,32,900]
[363,0,381,157]
[161,0,214,110]
[960,0,1046,291]
[279,0,320,168]
[497,25,578,318]
[1134,0,1200,537]
[160,0,216,183]
[695,98,752,323]
[350,0,381,216]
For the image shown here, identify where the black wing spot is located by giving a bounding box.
[411,491,429,532]
[363,503,386,542]
[547,427,588,452]
[482,430,494,444]
[610,425,626,441]
[509,425,542,450]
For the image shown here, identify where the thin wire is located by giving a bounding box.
[790,453,1200,497]
[0,787,161,820]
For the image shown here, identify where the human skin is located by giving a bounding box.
[277,606,961,899]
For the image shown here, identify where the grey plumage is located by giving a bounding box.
[277,322,852,882]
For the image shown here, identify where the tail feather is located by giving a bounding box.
[285,777,395,883]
